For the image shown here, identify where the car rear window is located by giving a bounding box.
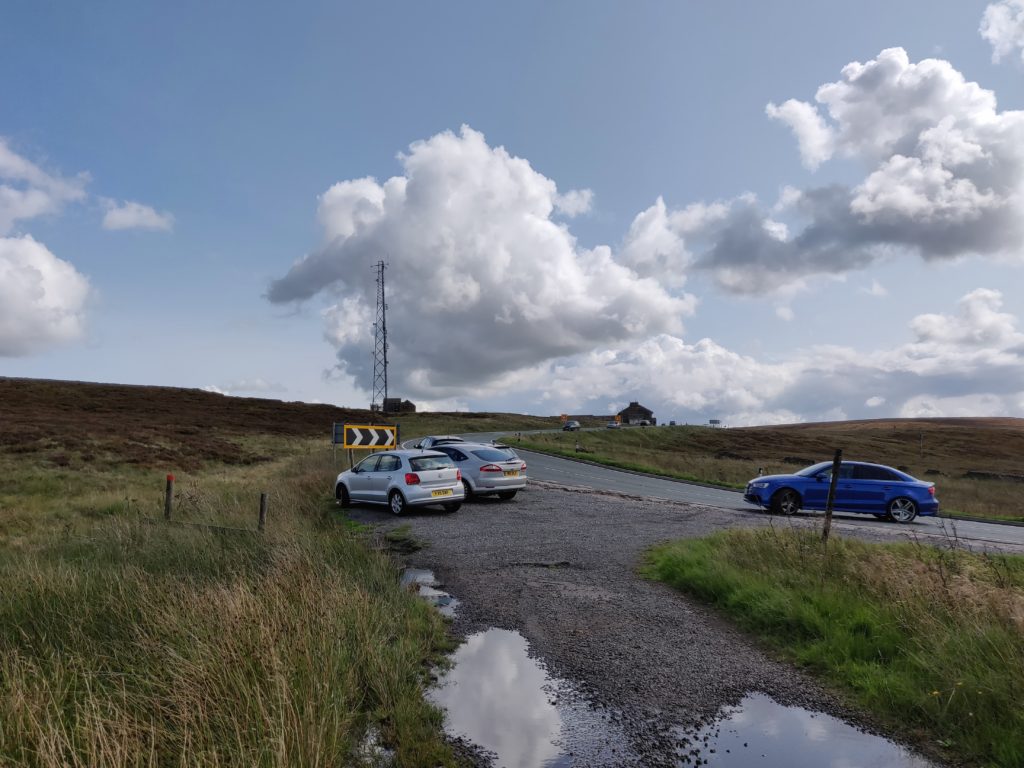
[471,448,518,462]
[409,455,455,471]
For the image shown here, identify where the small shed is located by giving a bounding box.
[617,401,655,426]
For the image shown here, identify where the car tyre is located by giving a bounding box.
[389,490,406,516]
[497,490,518,501]
[442,502,461,513]
[335,484,350,508]
[462,479,474,500]
[887,497,918,523]
[770,488,800,516]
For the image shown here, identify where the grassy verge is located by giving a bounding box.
[644,528,1024,767]
[0,444,460,767]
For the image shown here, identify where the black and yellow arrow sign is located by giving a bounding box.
[342,424,397,449]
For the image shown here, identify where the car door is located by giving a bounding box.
[804,463,854,510]
[850,464,896,513]
[348,455,380,501]
[368,454,402,504]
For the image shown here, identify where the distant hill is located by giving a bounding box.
[0,378,557,470]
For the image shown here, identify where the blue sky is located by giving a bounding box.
[3,1,1024,424]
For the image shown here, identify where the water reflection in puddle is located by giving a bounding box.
[428,628,632,768]
[678,693,932,767]
[401,567,459,617]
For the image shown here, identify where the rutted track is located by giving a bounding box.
[348,483,943,767]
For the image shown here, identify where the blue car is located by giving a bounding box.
[744,461,938,523]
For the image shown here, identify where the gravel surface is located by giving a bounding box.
[349,482,942,767]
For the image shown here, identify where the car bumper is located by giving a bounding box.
[405,485,465,506]
[472,474,529,494]
[917,500,939,516]
[744,491,766,506]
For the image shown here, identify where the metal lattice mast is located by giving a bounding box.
[371,260,388,411]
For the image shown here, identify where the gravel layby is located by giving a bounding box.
[349,482,942,767]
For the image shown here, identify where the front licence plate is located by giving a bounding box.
[503,470,519,477]
[431,489,453,497]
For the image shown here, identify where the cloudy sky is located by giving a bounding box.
[4,1,1024,425]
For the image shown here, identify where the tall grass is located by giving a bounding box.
[645,529,1024,767]
[0,448,457,767]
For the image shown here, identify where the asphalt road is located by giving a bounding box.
[464,431,1024,551]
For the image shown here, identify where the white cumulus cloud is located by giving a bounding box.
[0,235,90,356]
[269,125,695,400]
[102,199,174,231]
[692,48,1024,293]
[981,0,1024,63]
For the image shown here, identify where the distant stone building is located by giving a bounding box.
[617,401,655,425]
[383,397,416,414]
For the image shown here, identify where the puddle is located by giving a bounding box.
[407,567,929,767]
[428,628,634,768]
[400,567,460,617]
[676,693,932,767]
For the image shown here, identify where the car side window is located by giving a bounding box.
[854,465,897,481]
[355,456,380,473]
[817,464,853,480]
[376,455,401,472]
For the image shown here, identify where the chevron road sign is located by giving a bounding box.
[340,424,397,449]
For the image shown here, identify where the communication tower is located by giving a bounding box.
[371,260,388,411]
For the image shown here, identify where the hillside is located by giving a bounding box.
[0,377,556,471]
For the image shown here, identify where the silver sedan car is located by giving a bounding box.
[335,450,464,514]
[432,442,527,500]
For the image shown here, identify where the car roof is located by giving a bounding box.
[433,442,516,451]
[371,449,446,458]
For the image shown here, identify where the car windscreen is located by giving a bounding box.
[794,462,832,477]
[409,455,455,471]
[471,448,518,462]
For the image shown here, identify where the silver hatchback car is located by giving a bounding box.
[432,442,527,500]
[335,450,464,514]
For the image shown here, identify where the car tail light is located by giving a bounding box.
[928,485,936,496]
[520,461,527,470]
[405,472,421,485]
[456,469,461,482]
[480,464,503,473]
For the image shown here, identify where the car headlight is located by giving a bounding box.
[751,482,769,488]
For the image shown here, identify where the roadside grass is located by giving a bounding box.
[0,442,462,767]
[644,528,1024,767]
[514,424,1024,521]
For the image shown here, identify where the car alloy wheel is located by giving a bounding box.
[335,484,350,508]
[771,489,799,516]
[887,497,918,523]
[462,479,473,500]
[389,491,406,516]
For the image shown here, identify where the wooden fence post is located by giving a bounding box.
[822,449,842,544]
[258,492,268,532]
[164,474,175,520]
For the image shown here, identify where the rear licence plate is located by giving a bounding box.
[503,470,519,477]
[431,489,453,497]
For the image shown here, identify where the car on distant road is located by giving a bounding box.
[432,442,528,500]
[335,449,463,515]
[743,460,938,523]
[411,435,466,449]
[563,420,581,431]
[605,421,621,429]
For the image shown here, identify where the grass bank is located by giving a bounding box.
[644,529,1024,767]
[0,444,460,767]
